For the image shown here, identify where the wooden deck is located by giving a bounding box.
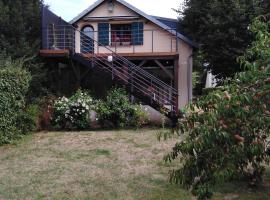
[39,50,70,57]
[39,50,178,60]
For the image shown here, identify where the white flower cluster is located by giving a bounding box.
[53,91,94,124]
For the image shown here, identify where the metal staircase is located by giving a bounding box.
[44,25,178,112]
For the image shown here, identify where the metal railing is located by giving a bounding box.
[43,25,178,111]
[45,24,75,51]
[89,29,178,53]
[44,25,179,53]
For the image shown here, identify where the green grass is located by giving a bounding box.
[0,129,269,200]
[93,149,111,156]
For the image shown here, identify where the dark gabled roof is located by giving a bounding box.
[151,16,178,30]
[152,16,195,45]
[70,0,198,48]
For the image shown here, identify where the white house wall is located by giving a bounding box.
[178,40,193,108]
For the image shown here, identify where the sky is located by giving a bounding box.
[44,0,184,21]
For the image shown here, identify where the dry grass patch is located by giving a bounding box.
[0,129,191,200]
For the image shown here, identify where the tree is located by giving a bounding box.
[178,0,269,79]
[0,0,56,99]
[165,15,270,199]
[0,0,43,58]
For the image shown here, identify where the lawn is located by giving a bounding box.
[0,129,269,200]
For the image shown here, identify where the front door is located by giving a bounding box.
[81,26,94,53]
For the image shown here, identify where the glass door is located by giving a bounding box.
[81,26,94,53]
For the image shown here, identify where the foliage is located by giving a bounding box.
[95,87,148,128]
[0,0,43,58]
[178,0,269,79]
[0,62,31,145]
[192,71,200,88]
[52,90,94,130]
[192,50,209,95]
[16,104,40,134]
[0,0,52,101]
[166,16,270,199]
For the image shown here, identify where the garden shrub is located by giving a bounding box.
[36,96,56,130]
[165,16,270,199]
[52,90,94,130]
[96,87,148,128]
[16,104,40,134]
[0,66,31,145]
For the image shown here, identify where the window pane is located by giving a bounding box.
[82,26,94,38]
[111,24,132,45]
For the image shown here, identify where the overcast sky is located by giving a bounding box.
[44,0,183,21]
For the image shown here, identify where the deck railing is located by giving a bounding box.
[44,24,76,52]
[92,29,179,54]
[42,25,179,112]
[44,25,179,54]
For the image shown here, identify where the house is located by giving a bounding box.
[40,0,197,114]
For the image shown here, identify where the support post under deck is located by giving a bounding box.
[174,57,179,112]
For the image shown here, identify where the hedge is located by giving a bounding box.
[0,67,31,145]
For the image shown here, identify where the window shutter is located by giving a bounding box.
[132,22,144,45]
[98,23,109,46]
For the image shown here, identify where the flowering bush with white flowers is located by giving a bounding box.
[52,90,94,130]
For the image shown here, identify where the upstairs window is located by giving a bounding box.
[111,24,132,46]
[98,22,144,46]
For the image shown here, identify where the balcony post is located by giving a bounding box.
[115,39,117,53]
[174,57,179,112]
[63,26,66,49]
[47,25,49,49]
[176,34,179,52]
[171,29,173,52]
[96,32,99,54]
[152,30,154,53]
[52,24,56,49]
[73,27,75,53]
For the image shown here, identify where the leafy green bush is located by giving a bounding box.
[16,104,40,134]
[96,87,148,128]
[166,16,270,199]
[0,66,31,145]
[52,90,94,130]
